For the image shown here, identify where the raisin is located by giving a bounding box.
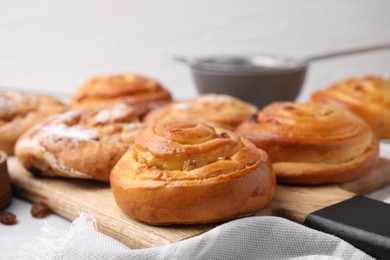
[183,159,197,171]
[250,114,259,123]
[0,211,17,225]
[322,110,334,116]
[354,85,364,91]
[31,202,50,218]
[217,132,229,138]
[283,105,297,111]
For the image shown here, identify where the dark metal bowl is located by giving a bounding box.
[187,55,307,108]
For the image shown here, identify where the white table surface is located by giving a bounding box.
[0,198,70,259]
[1,143,390,259]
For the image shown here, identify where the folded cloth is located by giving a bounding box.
[20,213,373,260]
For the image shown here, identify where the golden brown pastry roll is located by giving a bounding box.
[71,73,172,117]
[143,94,258,130]
[311,76,390,138]
[0,91,68,155]
[236,102,379,185]
[15,104,146,182]
[110,120,275,225]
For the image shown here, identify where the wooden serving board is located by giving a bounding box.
[8,157,390,249]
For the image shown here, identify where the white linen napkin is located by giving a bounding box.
[20,213,373,260]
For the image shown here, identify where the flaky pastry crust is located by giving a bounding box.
[143,94,258,130]
[311,76,390,138]
[15,104,146,182]
[0,91,68,155]
[71,73,172,117]
[110,120,275,225]
[236,102,379,184]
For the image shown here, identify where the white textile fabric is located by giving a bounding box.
[21,213,373,260]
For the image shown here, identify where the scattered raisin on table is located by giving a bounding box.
[31,202,50,218]
[0,211,17,225]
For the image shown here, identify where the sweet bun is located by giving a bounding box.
[311,76,390,138]
[15,104,146,182]
[110,120,275,225]
[236,102,379,185]
[143,94,258,130]
[0,91,68,155]
[71,73,172,117]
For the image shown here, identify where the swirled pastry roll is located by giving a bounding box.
[110,120,275,225]
[236,102,379,185]
[15,104,146,182]
[143,94,258,130]
[311,76,390,138]
[71,73,172,117]
[0,91,68,155]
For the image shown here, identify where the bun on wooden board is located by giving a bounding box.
[311,76,390,138]
[0,91,68,155]
[110,120,275,225]
[71,73,172,118]
[236,102,379,185]
[143,94,258,130]
[15,104,146,182]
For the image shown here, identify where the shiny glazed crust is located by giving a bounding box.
[143,94,258,130]
[236,102,379,184]
[311,76,390,138]
[71,73,172,117]
[110,120,275,225]
[15,104,146,182]
[0,91,68,155]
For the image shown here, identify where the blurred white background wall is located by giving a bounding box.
[0,0,389,101]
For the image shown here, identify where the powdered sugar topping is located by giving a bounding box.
[197,94,233,105]
[171,102,192,110]
[44,124,98,140]
[0,91,36,110]
[94,103,136,124]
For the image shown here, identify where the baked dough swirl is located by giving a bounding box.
[71,73,172,117]
[236,102,379,184]
[110,120,275,225]
[15,104,146,182]
[0,91,68,155]
[311,76,390,138]
[143,94,258,130]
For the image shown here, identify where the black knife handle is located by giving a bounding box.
[304,196,390,260]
